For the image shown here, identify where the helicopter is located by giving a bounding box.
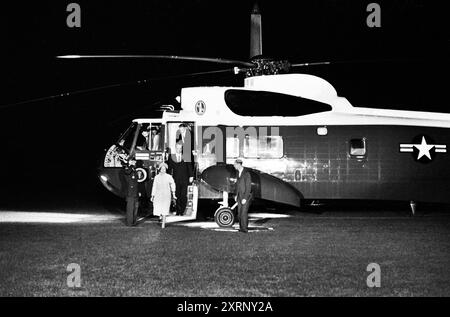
[59,3,450,227]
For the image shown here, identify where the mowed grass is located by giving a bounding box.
[1,213,450,296]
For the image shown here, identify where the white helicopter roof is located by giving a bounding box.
[136,74,450,128]
[244,73,340,106]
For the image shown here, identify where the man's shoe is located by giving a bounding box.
[238,229,248,233]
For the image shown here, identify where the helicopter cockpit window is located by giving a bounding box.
[117,123,138,153]
[135,124,150,151]
[149,124,163,151]
[104,123,137,168]
[130,124,164,152]
[225,90,332,116]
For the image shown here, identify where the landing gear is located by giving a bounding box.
[214,207,235,228]
[214,191,238,228]
[410,200,417,217]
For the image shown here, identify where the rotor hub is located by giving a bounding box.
[245,56,291,77]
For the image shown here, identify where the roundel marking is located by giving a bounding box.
[195,100,206,115]
[136,168,148,183]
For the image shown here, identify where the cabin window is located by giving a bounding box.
[226,135,284,159]
[243,135,284,159]
[244,135,259,158]
[257,136,284,158]
[349,138,367,157]
[226,137,240,158]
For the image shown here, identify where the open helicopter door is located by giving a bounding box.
[164,121,199,223]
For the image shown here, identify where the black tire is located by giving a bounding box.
[214,207,235,228]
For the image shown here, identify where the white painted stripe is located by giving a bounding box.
[435,145,447,149]
[435,149,447,153]
[400,145,414,148]
[400,149,414,152]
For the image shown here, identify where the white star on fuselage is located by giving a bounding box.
[414,136,434,160]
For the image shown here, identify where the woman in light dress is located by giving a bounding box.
[151,162,176,228]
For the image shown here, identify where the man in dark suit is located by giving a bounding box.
[168,142,194,215]
[124,160,139,226]
[176,123,194,163]
[234,158,252,233]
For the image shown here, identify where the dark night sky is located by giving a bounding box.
[0,0,449,205]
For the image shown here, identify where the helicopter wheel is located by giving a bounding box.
[214,207,235,228]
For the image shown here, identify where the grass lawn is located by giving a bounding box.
[1,212,450,296]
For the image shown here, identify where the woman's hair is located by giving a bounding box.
[158,162,168,171]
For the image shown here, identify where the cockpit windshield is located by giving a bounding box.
[117,122,163,153]
[117,123,137,153]
[135,123,163,151]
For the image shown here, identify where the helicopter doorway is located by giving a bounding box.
[167,122,196,164]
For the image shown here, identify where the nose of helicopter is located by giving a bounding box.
[98,167,127,198]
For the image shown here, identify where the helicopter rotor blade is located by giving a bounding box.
[57,54,255,67]
[291,57,428,69]
[290,61,331,68]
[0,68,239,110]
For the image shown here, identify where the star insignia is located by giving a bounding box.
[400,136,447,162]
[414,136,434,160]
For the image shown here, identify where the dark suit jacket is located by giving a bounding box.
[167,154,193,186]
[176,129,195,163]
[176,129,194,148]
[236,168,252,202]
[123,166,139,198]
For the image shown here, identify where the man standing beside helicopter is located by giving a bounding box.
[124,159,140,226]
[234,158,252,233]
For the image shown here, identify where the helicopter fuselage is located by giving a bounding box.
[98,74,450,212]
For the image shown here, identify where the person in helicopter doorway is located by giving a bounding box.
[124,159,140,226]
[176,123,195,163]
[168,142,194,216]
[150,126,161,151]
